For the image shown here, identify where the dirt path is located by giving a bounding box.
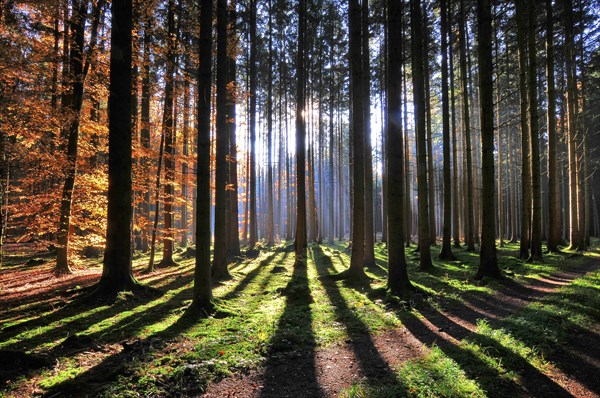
[202,259,600,398]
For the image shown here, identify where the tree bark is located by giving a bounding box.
[528,0,543,262]
[516,0,531,259]
[386,0,412,295]
[213,0,230,280]
[476,0,501,279]
[191,0,214,313]
[458,0,474,252]
[294,0,308,263]
[96,0,139,294]
[439,0,455,260]
[411,0,433,271]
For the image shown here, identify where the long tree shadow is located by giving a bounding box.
[408,299,574,397]
[39,299,208,397]
[259,254,322,397]
[0,270,196,353]
[221,251,284,300]
[313,246,407,390]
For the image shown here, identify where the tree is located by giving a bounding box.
[516,0,531,259]
[341,0,368,281]
[439,0,455,261]
[563,0,581,251]
[95,0,139,295]
[476,0,501,279]
[294,0,308,264]
[411,0,433,272]
[55,0,105,275]
[213,0,231,280]
[546,0,560,252]
[248,0,259,248]
[386,0,413,295]
[527,0,543,262]
[159,0,177,268]
[458,0,474,252]
[362,0,375,268]
[191,0,214,313]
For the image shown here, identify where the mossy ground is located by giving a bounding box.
[0,240,598,397]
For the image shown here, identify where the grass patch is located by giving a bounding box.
[1,241,598,396]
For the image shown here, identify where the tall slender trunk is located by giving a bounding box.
[345,0,367,279]
[213,0,231,279]
[411,0,433,271]
[294,0,308,262]
[248,0,258,247]
[56,0,105,275]
[227,0,241,256]
[476,0,501,279]
[439,0,455,260]
[450,10,460,247]
[140,18,152,252]
[423,5,436,245]
[458,0,474,252]
[159,0,177,267]
[528,0,543,261]
[516,0,531,259]
[266,0,275,246]
[362,0,375,266]
[191,0,214,312]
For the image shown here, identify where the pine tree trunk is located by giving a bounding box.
[345,0,367,279]
[476,0,501,279]
[423,5,436,246]
[458,0,474,252]
[528,0,543,262]
[191,0,214,312]
[248,0,258,248]
[140,18,152,252]
[516,0,531,259]
[362,0,375,267]
[439,0,455,260]
[213,0,231,280]
[158,0,177,267]
[227,0,241,256]
[294,0,308,263]
[266,1,275,246]
[411,0,433,271]
[386,0,412,295]
[97,0,139,294]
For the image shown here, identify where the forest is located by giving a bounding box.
[1,0,600,396]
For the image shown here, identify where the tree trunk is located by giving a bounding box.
[212,0,230,280]
[516,0,531,259]
[159,0,177,267]
[362,0,375,267]
[227,0,241,256]
[411,0,433,271]
[248,0,258,248]
[96,0,139,294]
[266,1,275,246]
[439,0,455,260]
[386,0,412,295]
[476,0,501,279]
[458,0,474,252]
[295,0,308,263]
[191,0,214,313]
[140,17,152,253]
[528,0,543,262]
[423,5,436,246]
[344,0,367,280]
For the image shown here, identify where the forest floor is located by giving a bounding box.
[0,241,599,397]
